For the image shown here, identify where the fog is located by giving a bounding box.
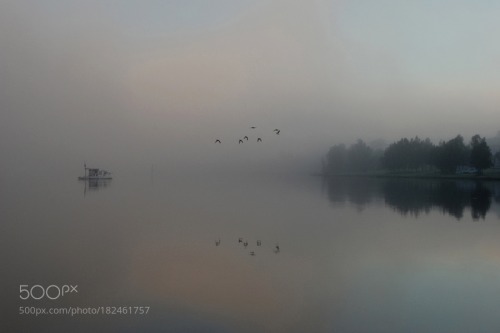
[2,0,500,179]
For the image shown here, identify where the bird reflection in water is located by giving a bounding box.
[213,237,281,256]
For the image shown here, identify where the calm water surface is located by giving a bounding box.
[2,171,500,332]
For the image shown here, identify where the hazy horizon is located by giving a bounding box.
[3,3,500,332]
[1,1,500,177]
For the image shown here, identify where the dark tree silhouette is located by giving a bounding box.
[325,134,494,176]
[325,144,348,173]
[324,140,378,174]
[382,137,434,171]
[433,135,469,174]
[347,139,374,172]
[470,135,492,174]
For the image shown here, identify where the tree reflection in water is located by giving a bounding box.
[325,177,499,220]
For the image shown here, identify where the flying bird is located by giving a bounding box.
[250,126,256,129]
[273,129,279,132]
[244,136,249,141]
[215,238,221,246]
[215,139,221,144]
[239,139,244,144]
[275,130,280,135]
[257,138,262,142]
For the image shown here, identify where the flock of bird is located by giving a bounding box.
[212,126,282,256]
[214,127,281,144]
[215,237,280,256]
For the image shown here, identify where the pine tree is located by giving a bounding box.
[470,135,492,174]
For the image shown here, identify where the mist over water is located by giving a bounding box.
[2,166,500,332]
[2,1,500,332]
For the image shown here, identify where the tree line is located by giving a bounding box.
[324,134,496,175]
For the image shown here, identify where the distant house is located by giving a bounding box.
[456,165,479,174]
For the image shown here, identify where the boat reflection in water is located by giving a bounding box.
[79,178,112,196]
[324,177,500,220]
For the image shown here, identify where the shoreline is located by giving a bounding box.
[314,170,500,181]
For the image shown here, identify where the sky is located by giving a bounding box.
[1,0,500,176]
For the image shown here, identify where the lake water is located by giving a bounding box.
[2,171,500,332]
